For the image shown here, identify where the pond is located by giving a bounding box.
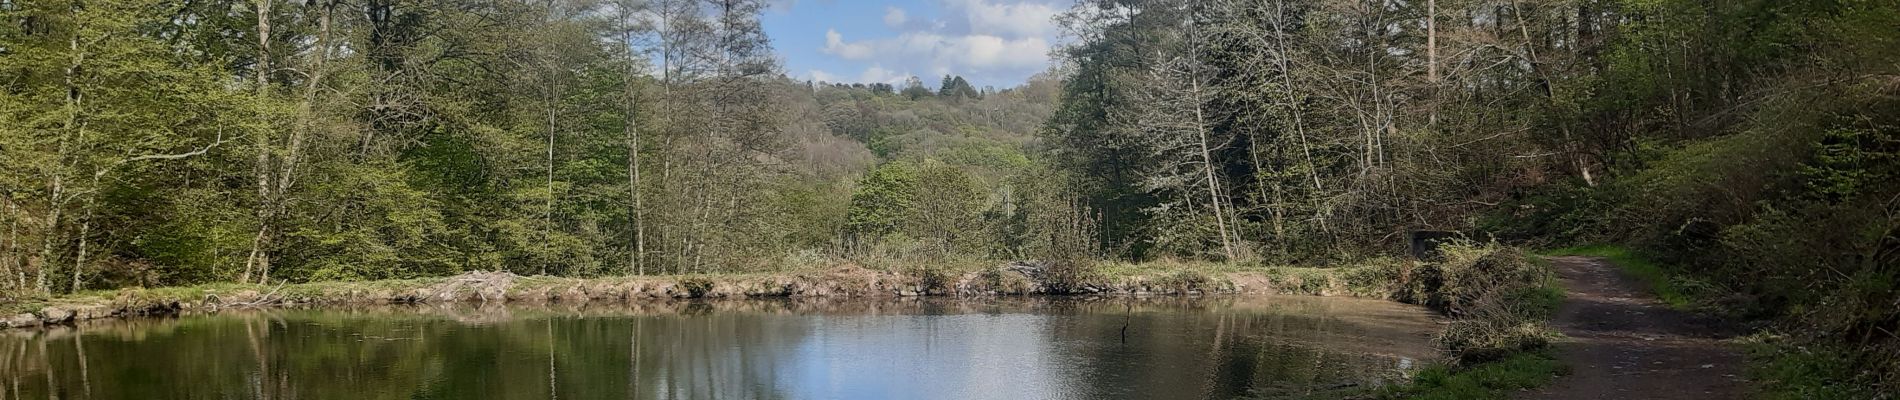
[0,296,1440,400]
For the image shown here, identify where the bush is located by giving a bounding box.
[1412,242,1547,313]
[676,278,714,298]
[908,266,950,294]
[1413,242,1562,363]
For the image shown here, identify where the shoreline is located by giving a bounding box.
[3,263,1401,330]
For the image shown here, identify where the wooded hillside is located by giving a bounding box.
[1045,0,1898,392]
[0,0,1065,292]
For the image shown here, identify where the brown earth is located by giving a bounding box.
[1519,256,1750,399]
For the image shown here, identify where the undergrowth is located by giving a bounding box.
[1745,334,1884,400]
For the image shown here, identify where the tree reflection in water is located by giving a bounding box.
[0,296,1438,399]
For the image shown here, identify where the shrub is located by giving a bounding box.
[676,278,714,298]
[1412,242,1561,363]
[908,266,950,293]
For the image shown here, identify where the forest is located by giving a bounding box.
[0,0,1075,289]
[2,0,1897,396]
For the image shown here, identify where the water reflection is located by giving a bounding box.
[0,296,1439,399]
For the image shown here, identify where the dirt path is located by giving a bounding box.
[1518,256,1749,399]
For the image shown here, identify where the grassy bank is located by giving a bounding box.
[1,259,1421,329]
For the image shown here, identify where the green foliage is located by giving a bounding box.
[1546,67,1900,390]
[0,0,1070,295]
[1802,127,1899,200]
[1461,0,1900,392]
[846,161,920,241]
[936,75,981,100]
[905,161,986,252]
[289,163,457,282]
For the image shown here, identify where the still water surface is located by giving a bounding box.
[0,296,1439,399]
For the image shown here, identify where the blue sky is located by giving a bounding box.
[762,0,1067,88]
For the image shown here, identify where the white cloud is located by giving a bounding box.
[822,29,875,59]
[940,34,1050,70]
[883,7,908,28]
[809,70,838,82]
[809,64,911,85]
[822,31,1048,71]
[857,65,910,83]
[813,0,1063,85]
[947,0,1059,38]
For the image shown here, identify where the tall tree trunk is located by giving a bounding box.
[41,10,85,293]
[41,156,64,293]
[70,174,101,292]
[1270,0,1330,238]
[1508,0,1594,187]
[275,0,332,228]
[1426,0,1440,128]
[1245,123,1275,246]
[544,98,557,276]
[3,199,18,289]
[244,0,275,285]
[1188,63,1237,261]
[1427,0,1437,84]
[1271,0,1321,193]
[621,15,646,275]
[658,0,677,275]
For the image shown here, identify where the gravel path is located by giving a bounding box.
[1517,256,1750,399]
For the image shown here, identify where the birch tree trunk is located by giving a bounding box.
[1188,70,1237,261]
[1271,0,1322,194]
[619,5,646,275]
[243,0,275,285]
[274,0,332,228]
[40,8,86,293]
[3,200,18,289]
[1427,0,1437,84]
[544,98,557,276]
[539,4,561,276]
[1268,0,1331,239]
[71,177,98,292]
